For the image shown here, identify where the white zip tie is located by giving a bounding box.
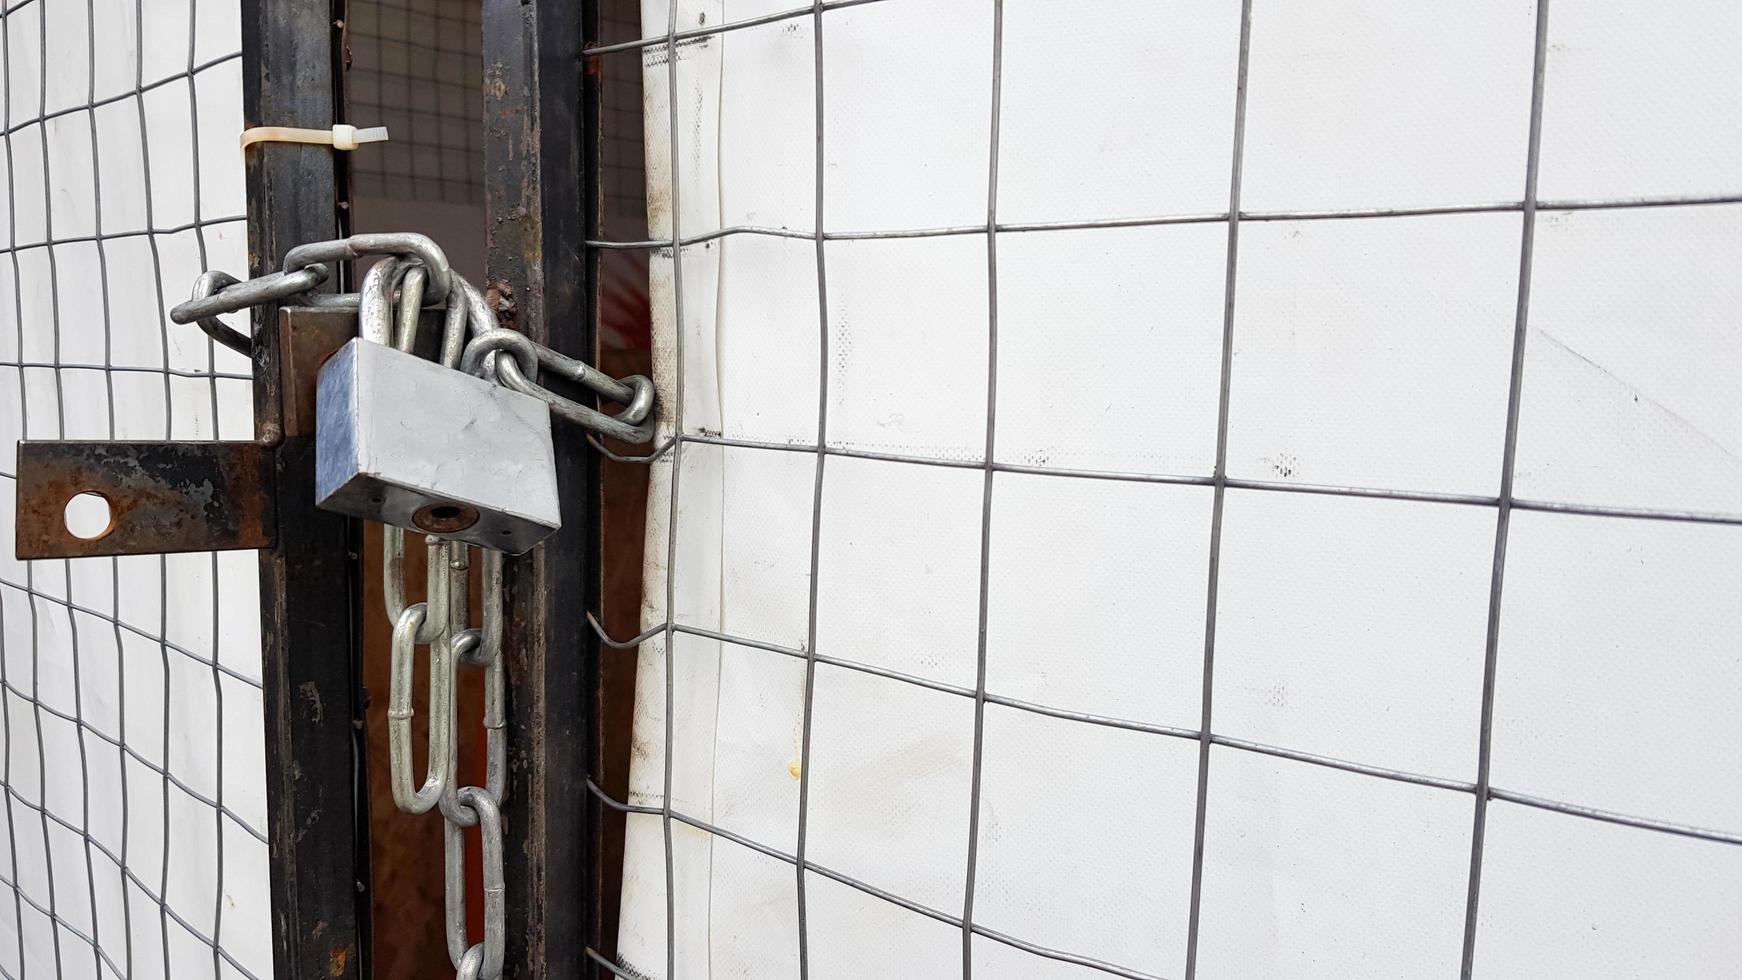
[239,124,390,152]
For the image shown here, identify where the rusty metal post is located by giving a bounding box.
[482,0,594,976]
[242,1,371,977]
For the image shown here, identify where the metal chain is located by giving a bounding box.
[463,327,657,444]
[337,238,509,980]
[386,529,506,977]
[164,232,642,979]
[166,231,659,443]
[361,247,507,980]
[166,231,665,976]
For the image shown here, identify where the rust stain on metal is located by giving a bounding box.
[487,279,518,329]
[280,307,360,438]
[327,943,352,976]
[13,441,275,559]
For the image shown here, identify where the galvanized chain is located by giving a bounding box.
[354,243,506,980]
[167,231,657,444]
[166,232,648,979]
[463,327,656,444]
[389,535,506,980]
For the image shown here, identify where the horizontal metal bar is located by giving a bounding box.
[677,433,1742,527]
[586,622,1742,845]
[14,440,275,559]
[0,214,247,255]
[682,432,982,470]
[1223,475,1494,508]
[1207,734,1475,793]
[1509,496,1742,527]
[983,692,1199,741]
[584,193,1742,251]
[582,779,1175,980]
[0,360,252,381]
[0,52,243,140]
[583,0,890,56]
[586,612,978,698]
[1487,788,1742,846]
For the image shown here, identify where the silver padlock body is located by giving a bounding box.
[316,338,561,554]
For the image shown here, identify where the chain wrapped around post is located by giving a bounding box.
[164,232,654,979]
[167,231,656,444]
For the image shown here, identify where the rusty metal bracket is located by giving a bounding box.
[14,440,276,559]
[11,307,360,563]
[279,306,364,439]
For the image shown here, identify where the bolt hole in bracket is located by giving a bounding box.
[63,492,115,541]
[14,441,275,559]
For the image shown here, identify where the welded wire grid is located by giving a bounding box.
[347,0,483,206]
[584,2,1742,979]
[0,0,270,978]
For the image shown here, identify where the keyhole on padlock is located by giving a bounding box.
[413,502,480,535]
[64,492,115,541]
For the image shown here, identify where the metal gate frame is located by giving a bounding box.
[240,0,604,973]
[481,1,597,975]
[241,2,371,978]
[234,1,604,975]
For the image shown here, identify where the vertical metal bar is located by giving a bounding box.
[130,6,182,966]
[181,1,237,974]
[793,1,829,976]
[578,0,610,971]
[658,3,684,977]
[1460,3,1552,976]
[0,8,27,973]
[72,6,115,974]
[481,0,591,975]
[29,3,68,974]
[1182,4,1254,977]
[241,1,368,978]
[959,1,1004,976]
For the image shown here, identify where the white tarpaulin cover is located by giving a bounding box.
[617,1,1741,978]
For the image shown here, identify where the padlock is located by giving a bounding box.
[314,336,561,555]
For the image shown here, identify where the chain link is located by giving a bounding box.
[369,255,507,980]
[166,231,658,444]
[462,328,657,443]
[164,232,634,979]
[166,231,666,977]
[355,245,508,980]
[384,529,506,977]
[176,265,331,356]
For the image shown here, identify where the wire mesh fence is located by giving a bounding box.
[347,0,483,207]
[584,1,1742,978]
[3,0,1732,978]
[0,1,270,978]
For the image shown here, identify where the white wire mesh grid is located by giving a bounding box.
[587,1,1742,979]
[0,0,270,978]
